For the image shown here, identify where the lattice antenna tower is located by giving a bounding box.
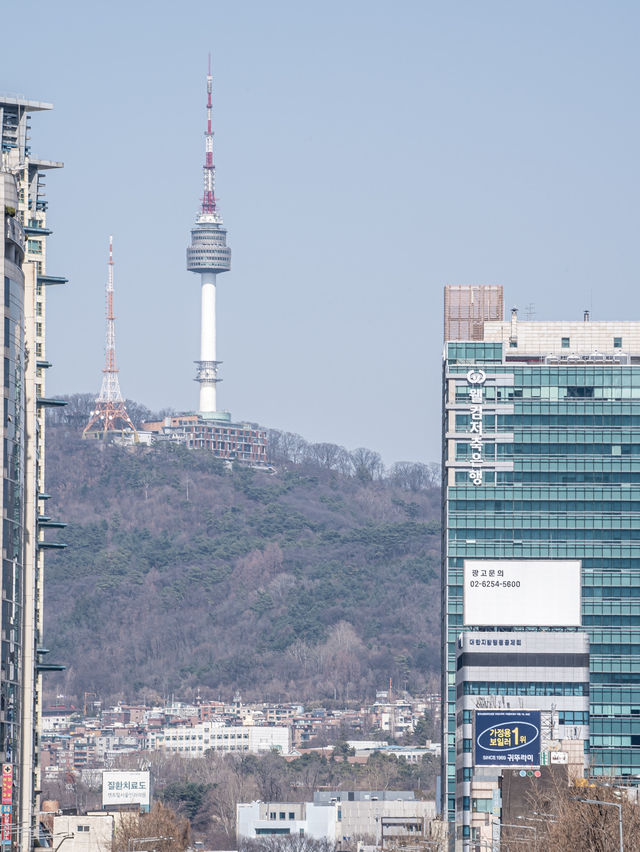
[83,236,138,439]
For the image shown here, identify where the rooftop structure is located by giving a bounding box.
[83,238,137,439]
[444,284,504,342]
[186,57,232,418]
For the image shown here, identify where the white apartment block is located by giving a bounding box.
[95,734,140,760]
[41,711,76,733]
[149,722,290,756]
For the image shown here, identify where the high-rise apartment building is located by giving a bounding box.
[442,285,640,833]
[1,97,65,852]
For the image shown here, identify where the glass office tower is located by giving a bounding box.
[442,288,640,826]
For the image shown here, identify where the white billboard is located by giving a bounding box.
[463,560,581,627]
[102,771,150,807]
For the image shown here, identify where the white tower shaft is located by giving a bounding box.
[199,272,218,412]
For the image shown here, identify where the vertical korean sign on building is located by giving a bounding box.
[466,369,486,485]
[1,764,12,846]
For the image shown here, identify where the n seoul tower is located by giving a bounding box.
[186,57,232,419]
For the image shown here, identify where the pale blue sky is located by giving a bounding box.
[4,1,640,463]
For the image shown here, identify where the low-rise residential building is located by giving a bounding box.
[368,698,416,737]
[264,704,303,725]
[42,707,78,733]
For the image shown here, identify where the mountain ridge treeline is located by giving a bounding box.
[44,398,441,704]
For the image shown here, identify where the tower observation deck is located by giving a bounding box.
[187,58,232,419]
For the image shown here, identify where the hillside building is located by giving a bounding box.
[0,96,65,852]
[142,414,267,464]
[441,284,640,838]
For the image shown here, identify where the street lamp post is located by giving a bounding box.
[570,797,623,852]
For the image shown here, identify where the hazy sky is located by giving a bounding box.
[4,1,640,464]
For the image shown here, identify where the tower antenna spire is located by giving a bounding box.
[83,237,138,439]
[202,54,216,215]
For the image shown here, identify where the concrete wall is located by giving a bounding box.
[52,814,114,852]
[340,800,437,841]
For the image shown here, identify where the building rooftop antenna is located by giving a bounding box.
[83,237,138,439]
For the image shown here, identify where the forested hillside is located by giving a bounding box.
[44,414,441,704]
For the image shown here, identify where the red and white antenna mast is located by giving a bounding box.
[83,237,138,439]
[202,53,217,215]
